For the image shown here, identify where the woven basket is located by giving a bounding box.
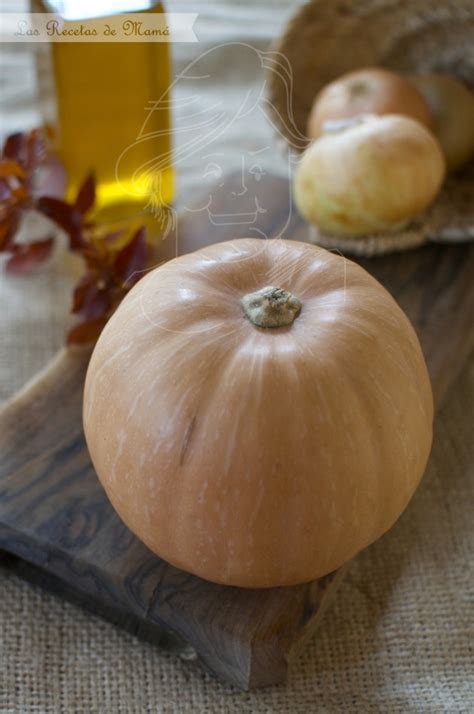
[266,0,474,256]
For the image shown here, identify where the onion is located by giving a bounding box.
[307,68,433,139]
[411,73,474,172]
[294,115,445,237]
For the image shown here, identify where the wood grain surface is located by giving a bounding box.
[1,173,473,689]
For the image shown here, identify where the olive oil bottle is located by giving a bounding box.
[32,1,173,224]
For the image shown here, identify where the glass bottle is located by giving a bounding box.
[31,1,173,225]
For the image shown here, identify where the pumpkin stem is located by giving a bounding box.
[241,286,302,328]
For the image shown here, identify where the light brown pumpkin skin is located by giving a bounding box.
[83,238,433,588]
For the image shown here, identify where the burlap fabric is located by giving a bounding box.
[1,1,473,711]
[1,362,472,713]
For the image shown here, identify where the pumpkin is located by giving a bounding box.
[307,67,433,139]
[294,115,445,237]
[83,238,433,588]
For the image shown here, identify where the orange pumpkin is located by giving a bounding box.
[83,238,433,588]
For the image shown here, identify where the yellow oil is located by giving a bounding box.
[34,1,173,226]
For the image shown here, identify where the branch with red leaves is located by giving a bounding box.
[0,129,151,345]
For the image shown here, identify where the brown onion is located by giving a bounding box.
[295,115,445,237]
[411,73,474,172]
[307,68,433,139]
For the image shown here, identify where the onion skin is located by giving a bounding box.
[83,238,433,588]
[411,73,474,172]
[307,68,433,139]
[294,115,446,237]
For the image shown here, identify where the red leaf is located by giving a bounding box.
[113,226,147,286]
[36,196,84,250]
[80,230,125,268]
[66,317,108,346]
[71,273,95,313]
[0,174,29,216]
[80,246,104,272]
[0,159,26,180]
[103,229,126,247]
[5,237,54,274]
[74,173,95,215]
[71,273,111,319]
[80,287,111,320]
[0,212,20,251]
[2,130,46,172]
[2,133,27,162]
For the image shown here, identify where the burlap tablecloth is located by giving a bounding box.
[1,1,473,711]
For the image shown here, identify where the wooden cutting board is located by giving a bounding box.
[1,173,473,690]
